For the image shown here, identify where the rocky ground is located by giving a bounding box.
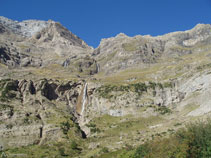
[0,16,211,157]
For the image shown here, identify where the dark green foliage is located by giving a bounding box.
[197,63,211,70]
[0,80,18,102]
[101,147,109,153]
[96,83,147,99]
[156,106,172,115]
[176,119,211,158]
[131,83,147,95]
[23,117,30,125]
[61,121,71,135]
[148,81,157,90]
[96,85,121,99]
[0,104,14,119]
[7,107,14,117]
[0,152,8,158]
[133,144,150,158]
[152,90,156,97]
[86,123,100,133]
[96,82,173,99]
[86,123,96,128]
[58,147,66,156]
[6,124,13,129]
[70,141,78,150]
[157,83,163,89]
[97,119,211,158]
[90,127,101,133]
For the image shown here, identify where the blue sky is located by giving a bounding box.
[1,0,211,47]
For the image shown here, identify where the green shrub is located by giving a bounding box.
[96,82,172,99]
[23,117,30,125]
[90,127,101,134]
[6,124,13,129]
[61,121,71,135]
[176,119,211,158]
[71,141,78,150]
[133,144,150,158]
[86,123,100,134]
[97,118,211,158]
[156,106,172,115]
[59,147,66,156]
[101,147,109,153]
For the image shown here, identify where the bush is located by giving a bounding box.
[61,121,71,135]
[71,141,78,150]
[132,118,211,158]
[176,119,211,158]
[156,106,172,115]
[59,147,66,156]
[133,144,150,158]
[86,123,100,134]
[101,147,109,153]
[101,118,211,158]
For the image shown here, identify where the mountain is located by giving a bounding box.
[94,24,211,74]
[0,16,211,157]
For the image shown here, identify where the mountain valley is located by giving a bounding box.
[0,16,211,157]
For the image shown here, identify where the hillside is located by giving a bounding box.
[0,17,211,158]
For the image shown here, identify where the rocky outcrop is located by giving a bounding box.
[84,81,184,118]
[0,79,86,149]
[0,42,42,68]
[63,55,99,75]
[0,16,49,37]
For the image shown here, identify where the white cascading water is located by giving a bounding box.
[96,63,100,73]
[81,82,88,115]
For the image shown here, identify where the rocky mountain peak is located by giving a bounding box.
[0,16,49,37]
[0,16,93,70]
[0,16,91,50]
[31,20,90,49]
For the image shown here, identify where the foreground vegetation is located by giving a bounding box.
[2,117,211,158]
[98,118,211,158]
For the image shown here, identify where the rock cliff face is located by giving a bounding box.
[0,16,211,157]
[94,24,211,74]
[0,79,85,150]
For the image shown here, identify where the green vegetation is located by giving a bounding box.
[86,123,101,134]
[155,106,172,115]
[61,121,71,135]
[4,141,82,158]
[196,63,211,71]
[0,104,14,117]
[70,140,78,150]
[101,147,109,153]
[97,118,211,158]
[0,79,18,102]
[96,82,172,99]
[4,115,84,158]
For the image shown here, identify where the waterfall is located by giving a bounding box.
[96,63,100,73]
[81,82,88,115]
